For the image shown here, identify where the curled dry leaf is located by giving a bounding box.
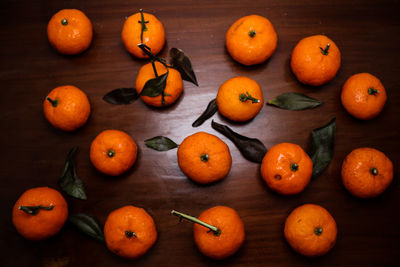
[192,98,218,127]
[169,48,198,86]
[211,120,267,163]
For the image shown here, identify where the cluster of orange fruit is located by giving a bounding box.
[12,8,394,261]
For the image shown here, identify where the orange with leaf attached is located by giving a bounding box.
[122,10,165,58]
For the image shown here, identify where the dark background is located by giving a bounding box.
[0,0,399,266]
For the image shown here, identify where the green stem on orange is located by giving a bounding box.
[239,92,260,104]
[46,97,58,107]
[370,167,378,176]
[107,149,115,158]
[320,43,330,56]
[125,230,137,238]
[368,87,379,95]
[138,9,149,43]
[18,205,54,215]
[248,30,256,38]
[171,210,221,236]
[200,153,209,162]
[61,19,68,26]
[314,227,323,236]
[290,163,299,172]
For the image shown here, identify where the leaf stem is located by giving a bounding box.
[171,210,221,236]
[368,87,379,95]
[46,97,58,107]
[314,227,323,236]
[320,43,330,56]
[18,205,54,215]
[138,9,149,43]
[239,92,260,103]
[125,230,137,238]
[370,167,378,176]
[248,30,256,37]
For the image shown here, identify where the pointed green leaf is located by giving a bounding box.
[267,92,322,110]
[307,118,336,177]
[169,48,198,86]
[192,99,218,127]
[69,213,104,242]
[103,88,139,105]
[145,136,178,151]
[59,147,87,200]
[141,72,168,97]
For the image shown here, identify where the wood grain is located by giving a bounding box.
[0,0,399,266]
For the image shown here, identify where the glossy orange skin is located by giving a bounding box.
[135,61,183,107]
[291,35,341,86]
[284,204,337,257]
[341,73,387,120]
[43,85,91,131]
[194,206,245,259]
[341,147,393,198]
[261,143,313,195]
[47,9,93,55]
[12,187,68,240]
[90,130,137,176]
[226,15,278,66]
[216,77,264,122]
[104,205,157,259]
[122,12,165,58]
[177,132,232,184]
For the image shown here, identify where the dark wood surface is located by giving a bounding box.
[1,0,399,266]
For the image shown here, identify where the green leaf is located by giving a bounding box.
[307,118,336,177]
[169,48,198,86]
[144,136,178,151]
[141,72,168,97]
[267,92,322,110]
[59,147,87,200]
[192,98,218,127]
[69,213,104,243]
[103,88,139,105]
[211,120,267,163]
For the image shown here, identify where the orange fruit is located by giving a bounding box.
[122,10,165,58]
[226,15,278,66]
[47,9,93,55]
[194,206,245,259]
[177,132,232,184]
[291,35,341,86]
[104,205,157,259]
[284,204,337,257]
[341,73,387,120]
[261,143,313,195]
[12,187,68,240]
[90,130,137,176]
[135,61,183,107]
[43,85,91,131]
[216,77,264,122]
[341,147,393,198]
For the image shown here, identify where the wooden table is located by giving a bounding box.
[1,0,399,266]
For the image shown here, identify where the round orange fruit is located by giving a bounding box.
[47,9,93,55]
[122,10,165,58]
[194,206,245,259]
[226,15,278,66]
[216,77,264,122]
[261,142,313,195]
[135,61,183,107]
[341,73,387,120]
[291,35,341,86]
[90,130,137,176]
[177,132,232,184]
[341,147,393,198]
[12,187,68,240]
[43,85,91,131]
[104,205,157,259]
